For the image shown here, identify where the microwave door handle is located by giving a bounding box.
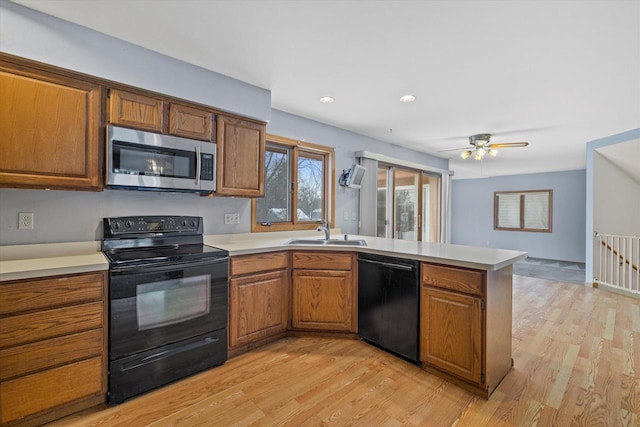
[195,145,201,185]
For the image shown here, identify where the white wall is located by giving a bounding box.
[585,128,640,282]
[593,152,640,237]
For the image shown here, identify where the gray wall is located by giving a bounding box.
[451,170,586,262]
[0,109,447,245]
[268,109,449,238]
[0,1,447,245]
[0,0,270,122]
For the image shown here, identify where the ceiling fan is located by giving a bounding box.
[441,133,529,160]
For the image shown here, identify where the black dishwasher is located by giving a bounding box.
[358,253,420,363]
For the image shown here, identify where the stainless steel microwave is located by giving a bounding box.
[107,125,216,194]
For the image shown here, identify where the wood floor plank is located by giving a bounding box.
[46,276,640,427]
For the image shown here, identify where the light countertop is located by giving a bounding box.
[0,241,109,282]
[1,230,527,282]
[204,232,527,271]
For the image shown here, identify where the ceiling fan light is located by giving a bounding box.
[461,150,472,159]
[474,153,483,161]
[489,149,498,157]
[477,147,486,156]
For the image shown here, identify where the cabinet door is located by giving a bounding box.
[421,286,482,384]
[215,115,265,197]
[169,103,213,141]
[292,269,354,332]
[108,89,163,132]
[229,270,289,348]
[0,66,102,190]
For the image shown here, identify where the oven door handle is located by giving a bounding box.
[120,335,221,372]
[110,257,228,274]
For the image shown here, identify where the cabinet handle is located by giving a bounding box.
[359,258,414,271]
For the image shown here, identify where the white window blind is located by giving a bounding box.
[497,194,521,228]
[494,190,552,232]
[523,192,549,229]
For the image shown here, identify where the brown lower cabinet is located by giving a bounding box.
[420,262,513,398]
[228,252,290,355]
[0,272,107,426]
[291,251,357,333]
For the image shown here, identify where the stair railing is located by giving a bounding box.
[594,232,639,295]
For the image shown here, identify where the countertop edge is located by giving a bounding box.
[1,234,528,281]
[225,244,527,271]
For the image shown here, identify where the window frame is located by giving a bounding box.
[251,134,334,232]
[494,189,553,233]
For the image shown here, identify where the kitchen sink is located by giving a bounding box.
[286,238,367,246]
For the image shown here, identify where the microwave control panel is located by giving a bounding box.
[200,153,214,181]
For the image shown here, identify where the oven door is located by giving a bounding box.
[109,257,228,360]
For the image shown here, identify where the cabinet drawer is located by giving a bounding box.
[0,272,104,315]
[292,252,353,271]
[0,356,103,424]
[230,251,289,276]
[0,301,103,348]
[0,329,103,380]
[421,264,484,296]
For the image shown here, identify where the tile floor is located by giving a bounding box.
[513,257,586,285]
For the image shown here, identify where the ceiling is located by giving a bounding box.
[12,0,640,179]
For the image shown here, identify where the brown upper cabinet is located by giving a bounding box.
[108,89,164,133]
[216,115,266,197]
[108,90,213,141]
[1,54,264,194]
[169,103,213,141]
[0,59,102,191]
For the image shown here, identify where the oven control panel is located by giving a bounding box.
[104,216,202,237]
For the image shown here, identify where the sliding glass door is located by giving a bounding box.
[376,166,441,242]
[421,172,441,243]
[394,169,419,241]
[377,166,391,238]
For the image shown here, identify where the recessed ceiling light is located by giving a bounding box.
[319,96,335,104]
[399,95,416,103]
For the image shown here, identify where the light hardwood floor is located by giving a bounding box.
[50,275,639,426]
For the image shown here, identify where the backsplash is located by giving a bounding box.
[0,188,252,245]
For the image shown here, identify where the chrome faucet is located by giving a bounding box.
[316,218,330,241]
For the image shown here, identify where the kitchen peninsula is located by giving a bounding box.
[0,233,525,424]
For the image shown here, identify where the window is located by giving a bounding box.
[494,190,553,232]
[252,134,334,232]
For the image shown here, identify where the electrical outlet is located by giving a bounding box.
[343,211,349,220]
[224,213,240,225]
[18,212,34,230]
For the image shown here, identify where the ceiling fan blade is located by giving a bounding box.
[438,146,473,152]
[487,142,529,148]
